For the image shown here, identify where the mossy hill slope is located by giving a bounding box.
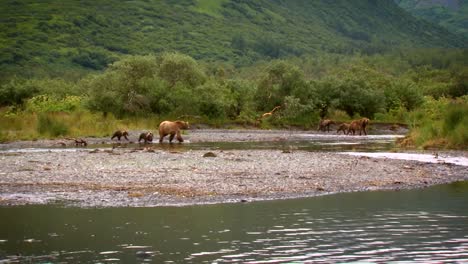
[1,0,466,78]
[395,0,468,38]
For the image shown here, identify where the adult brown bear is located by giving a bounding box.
[158,120,189,143]
[348,118,370,136]
[317,119,335,132]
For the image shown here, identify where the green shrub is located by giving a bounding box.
[37,114,69,137]
[158,52,206,88]
[0,130,8,143]
[441,101,468,147]
[0,78,40,106]
[405,96,468,149]
[25,95,83,113]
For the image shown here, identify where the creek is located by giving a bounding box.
[1,182,467,263]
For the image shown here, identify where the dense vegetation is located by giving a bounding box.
[1,0,466,80]
[1,49,467,148]
[0,0,467,149]
[396,0,468,39]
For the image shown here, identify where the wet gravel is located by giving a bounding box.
[0,129,466,207]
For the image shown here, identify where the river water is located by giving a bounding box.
[1,182,467,263]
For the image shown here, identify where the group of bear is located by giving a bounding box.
[317,118,370,136]
[111,120,190,143]
[111,118,369,144]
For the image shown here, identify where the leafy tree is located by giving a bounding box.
[0,77,81,107]
[195,81,235,119]
[82,72,122,116]
[0,78,39,106]
[312,78,340,118]
[25,95,82,113]
[282,95,313,122]
[83,55,158,116]
[384,79,423,111]
[166,83,198,116]
[224,79,256,119]
[158,53,206,88]
[254,60,307,111]
[72,49,115,70]
[450,67,468,98]
[231,34,248,53]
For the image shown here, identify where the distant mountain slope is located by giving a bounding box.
[0,0,466,78]
[395,0,468,38]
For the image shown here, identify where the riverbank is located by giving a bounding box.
[0,129,467,207]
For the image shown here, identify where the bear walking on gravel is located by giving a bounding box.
[111,130,129,141]
[138,132,154,143]
[158,120,189,143]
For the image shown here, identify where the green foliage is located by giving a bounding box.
[195,81,234,118]
[37,113,69,137]
[166,83,198,116]
[406,96,468,149]
[0,78,40,106]
[281,96,315,125]
[0,45,467,149]
[224,79,256,119]
[451,67,468,98]
[158,53,206,88]
[25,95,83,113]
[384,79,423,111]
[336,81,385,118]
[0,77,83,107]
[374,106,409,123]
[72,49,116,70]
[0,130,7,143]
[313,66,388,118]
[84,55,159,116]
[192,0,229,18]
[441,100,468,147]
[255,60,307,111]
[396,0,468,39]
[0,108,159,141]
[1,0,466,80]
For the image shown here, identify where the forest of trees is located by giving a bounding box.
[1,49,467,148]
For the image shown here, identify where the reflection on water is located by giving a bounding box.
[1,182,467,263]
[186,136,398,152]
[1,134,402,153]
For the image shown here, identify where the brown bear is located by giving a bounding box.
[336,123,350,135]
[317,119,335,132]
[111,130,129,141]
[348,118,370,136]
[138,132,153,143]
[158,120,189,143]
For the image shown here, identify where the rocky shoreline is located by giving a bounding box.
[0,129,467,207]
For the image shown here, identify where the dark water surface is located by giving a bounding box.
[0,134,401,154]
[1,182,467,263]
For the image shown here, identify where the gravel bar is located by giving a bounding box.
[0,129,466,207]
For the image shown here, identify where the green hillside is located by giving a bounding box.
[395,0,468,38]
[1,0,466,80]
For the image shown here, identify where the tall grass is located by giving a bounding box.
[441,103,468,147]
[37,113,69,137]
[0,109,39,141]
[404,96,468,149]
[0,109,163,142]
